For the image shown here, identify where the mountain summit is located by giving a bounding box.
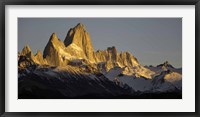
[43,32,68,66]
[18,23,182,99]
[36,23,140,71]
[64,23,95,62]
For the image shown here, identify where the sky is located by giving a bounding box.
[18,18,182,68]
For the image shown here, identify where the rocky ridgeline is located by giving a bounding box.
[19,23,140,72]
[18,23,182,99]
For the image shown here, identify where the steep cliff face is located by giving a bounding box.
[18,23,182,99]
[19,45,36,68]
[20,23,141,72]
[94,46,139,71]
[119,51,139,67]
[94,46,117,63]
[64,23,95,62]
[20,45,32,56]
[35,50,47,65]
[43,33,69,66]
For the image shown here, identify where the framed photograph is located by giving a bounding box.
[1,0,199,116]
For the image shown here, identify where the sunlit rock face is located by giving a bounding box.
[43,33,69,66]
[18,23,180,80]
[34,50,47,65]
[24,23,140,72]
[18,23,182,99]
[94,47,139,71]
[19,45,43,67]
[20,45,32,56]
[64,23,95,62]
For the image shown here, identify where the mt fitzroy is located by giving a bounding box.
[18,23,182,98]
[23,23,141,72]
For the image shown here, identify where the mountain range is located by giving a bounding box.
[18,23,182,99]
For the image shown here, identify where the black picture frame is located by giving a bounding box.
[0,0,199,117]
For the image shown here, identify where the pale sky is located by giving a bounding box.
[18,18,182,68]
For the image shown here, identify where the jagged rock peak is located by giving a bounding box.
[124,51,132,55]
[23,45,31,51]
[44,32,64,54]
[64,23,90,46]
[19,45,36,66]
[157,61,174,68]
[107,46,117,51]
[35,50,42,56]
[35,50,47,65]
[64,23,95,62]
[121,51,133,58]
[49,32,59,42]
[107,46,117,56]
[21,45,31,56]
[75,23,86,30]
